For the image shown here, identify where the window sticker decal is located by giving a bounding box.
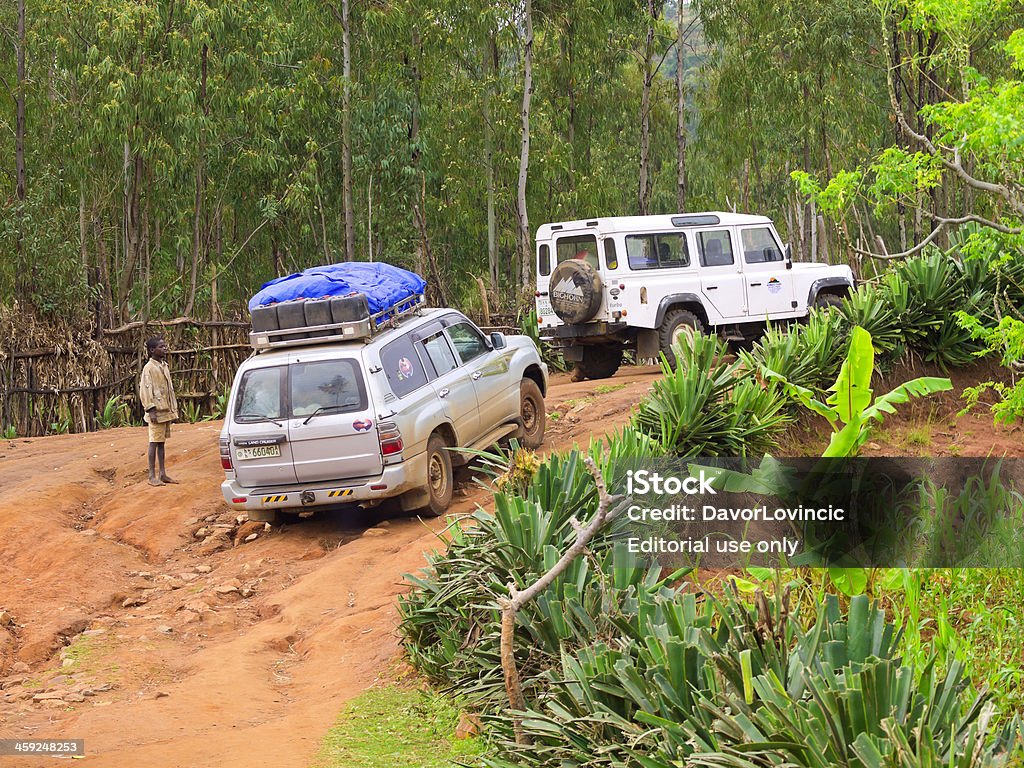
[397,356,415,380]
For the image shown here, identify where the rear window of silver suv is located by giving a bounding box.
[234,359,367,422]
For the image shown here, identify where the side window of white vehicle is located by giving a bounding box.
[626,233,689,270]
[539,244,551,276]
[741,227,784,263]
[446,321,489,364]
[698,230,735,267]
[420,332,459,377]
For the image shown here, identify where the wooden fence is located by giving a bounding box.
[0,317,252,438]
[0,311,522,438]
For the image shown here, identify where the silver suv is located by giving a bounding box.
[219,299,548,521]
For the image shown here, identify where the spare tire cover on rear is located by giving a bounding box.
[548,259,604,324]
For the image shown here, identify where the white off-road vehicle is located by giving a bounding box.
[535,213,855,379]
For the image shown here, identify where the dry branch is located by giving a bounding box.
[103,317,248,335]
[498,456,627,745]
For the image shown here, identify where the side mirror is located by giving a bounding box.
[784,243,793,270]
[490,331,507,350]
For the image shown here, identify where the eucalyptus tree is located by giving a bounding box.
[792,0,1024,265]
[691,0,885,256]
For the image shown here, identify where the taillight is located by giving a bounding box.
[219,437,233,470]
[377,421,404,457]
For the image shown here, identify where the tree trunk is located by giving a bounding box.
[15,0,26,204]
[341,0,355,262]
[14,0,27,296]
[516,0,534,292]
[675,5,687,213]
[367,173,373,263]
[79,191,88,270]
[564,20,576,182]
[118,146,144,322]
[185,43,209,318]
[637,0,657,215]
[485,33,499,293]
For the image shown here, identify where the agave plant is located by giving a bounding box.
[840,284,905,364]
[894,250,987,369]
[399,431,668,703]
[635,333,790,457]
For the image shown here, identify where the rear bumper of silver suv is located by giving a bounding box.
[221,452,427,513]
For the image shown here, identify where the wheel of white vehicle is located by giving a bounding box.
[572,346,623,381]
[422,433,454,517]
[515,379,546,450]
[814,293,844,312]
[658,309,705,369]
[547,259,604,324]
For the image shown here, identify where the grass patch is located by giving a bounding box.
[894,569,1024,718]
[594,382,627,395]
[562,396,593,409]
[316,686,484,768]
[59,633,105,671]
[905,425,933,447]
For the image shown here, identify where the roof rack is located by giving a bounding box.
[249,293,425,352]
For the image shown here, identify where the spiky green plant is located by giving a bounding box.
[95,394,132,429]
[635,333,790,457]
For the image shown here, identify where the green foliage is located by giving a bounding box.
[740,309,849,394]
[398,429,668,702]
[867,148,944,215]
[762,327,952,457]
[839,284,906,363]
[47,404,72,435]
[890,569,1024,717]
[179,401,203,424]
[2,425,16,440]
[95,395,132,430]
[634,333,790,457]
[957,314,1024,424]
[205,387,231,422]
[317,686,484,767]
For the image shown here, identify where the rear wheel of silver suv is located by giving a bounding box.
[422,433,454,517]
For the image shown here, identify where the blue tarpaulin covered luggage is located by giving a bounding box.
[248,262,426,315]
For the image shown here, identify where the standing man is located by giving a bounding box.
[139,336,179,486]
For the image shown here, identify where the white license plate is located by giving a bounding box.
[536,297,552,316]
[235,445,281,461]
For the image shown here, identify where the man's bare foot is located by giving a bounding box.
[161,476,179,484]
[149,477,164,487]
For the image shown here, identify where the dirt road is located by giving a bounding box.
[0,367,662,767]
